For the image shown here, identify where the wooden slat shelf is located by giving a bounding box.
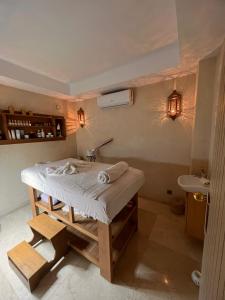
[111,201,136,240]
[35,200,99,242]
[0,137,65,145]
[67,218,137,268]
[28,186,139,283]
[34,198,138,270]
[36,199,65,211]
[8,125,54,129]
[0,109,66,145]
[36,198,137,243]
[68,227,99,266]
[3,112,63,119]
[112,220,137,265]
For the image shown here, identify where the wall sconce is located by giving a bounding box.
[167,90,182,120]
[77,108,85,128]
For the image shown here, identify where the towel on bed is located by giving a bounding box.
[97,161,129,184]
[21,158,145,223]
[46,161,78,176]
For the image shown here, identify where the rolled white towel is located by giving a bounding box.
[97,161,129,184]
[46,162,78,176]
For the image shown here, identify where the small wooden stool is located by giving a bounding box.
[28,213,68,264]
[8,241,48,291]
[7,213,69,292]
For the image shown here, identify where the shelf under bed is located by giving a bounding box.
[29,186,138,282]
[35,197,137,266]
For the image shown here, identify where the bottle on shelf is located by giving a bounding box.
[11,130,16,140]
[37,130,41,138]
[8,130,12,140]
[56,123,62,137]
[41,129,45,138]
[15,129,21,140]
[20,130,25,139]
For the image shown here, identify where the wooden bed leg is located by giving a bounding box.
[48,196,53,211]
[98,221,113,282]
[69,206,75,223]
[28,187,39,217]
[132,193,138,231]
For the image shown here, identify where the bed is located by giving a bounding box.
[21,158,145,282]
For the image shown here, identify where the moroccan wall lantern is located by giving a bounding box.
[167,90,182,120]
[77,108,85,128]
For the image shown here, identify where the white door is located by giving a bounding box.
[199,42,225,300]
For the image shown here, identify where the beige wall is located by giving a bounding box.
[208,47,225,176]
[75,74,196,203]
[191,56,217,175]
[0,84,77,216]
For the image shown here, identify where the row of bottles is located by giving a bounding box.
[8,119,31,126]
[8,119,52,127]
[8,129,55,140]
[7,122,62,140]
[0,111,65,144]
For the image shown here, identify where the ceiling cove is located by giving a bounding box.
[0,0,224,100]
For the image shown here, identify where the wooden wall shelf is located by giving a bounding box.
[0,110,66,145]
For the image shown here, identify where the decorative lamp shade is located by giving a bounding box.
[77,108,85,127]
[167,90,182,120]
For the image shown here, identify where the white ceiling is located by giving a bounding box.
[0,0,224,100]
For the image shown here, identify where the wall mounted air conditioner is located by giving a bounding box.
[97,89,133,108]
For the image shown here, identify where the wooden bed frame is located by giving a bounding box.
[28,186,138,282]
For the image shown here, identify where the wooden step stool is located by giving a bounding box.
[7,241,48,292]
[7,213,69,292]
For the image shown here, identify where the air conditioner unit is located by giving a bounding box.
[97,89,133,108]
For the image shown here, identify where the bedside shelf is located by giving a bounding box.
[0,137,65,145]
[7,125,54,129]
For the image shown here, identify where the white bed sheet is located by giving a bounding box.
[21,158,145,224]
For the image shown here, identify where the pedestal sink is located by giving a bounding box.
[177,175,209,195]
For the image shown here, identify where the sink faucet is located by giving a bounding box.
[200,168,207,179]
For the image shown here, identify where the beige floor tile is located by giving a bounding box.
[138,209,157,238]
[0,268,18,300]
[150,215,203,263]
[139,197,186,224]
[0,200,201,300]
[114,234,199,300]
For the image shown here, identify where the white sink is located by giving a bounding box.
[177,175,209,195]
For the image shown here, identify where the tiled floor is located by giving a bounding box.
[0,198,202,300]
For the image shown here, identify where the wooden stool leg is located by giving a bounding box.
[98,221,113,282]
[28,187,39,217]
[132,193,138,231]
[29,228,43,246]
[50,229,69,267]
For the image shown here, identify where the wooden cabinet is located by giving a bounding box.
[185,192,207,240]
[0,110,66,145]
